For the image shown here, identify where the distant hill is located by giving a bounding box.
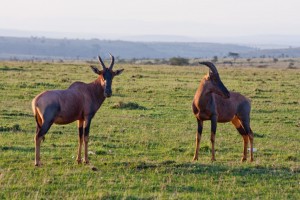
[0,36,254,60]
[0,36,300,60]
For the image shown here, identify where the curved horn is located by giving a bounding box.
[98,55,106,70]
[108,53,115,70]
[199,62,218,74]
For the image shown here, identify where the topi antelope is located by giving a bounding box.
[192,62,254,162]
[32,54,124,166]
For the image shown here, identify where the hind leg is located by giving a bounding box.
[234,114,254,162]
[34,106,59,166]
[76,120,84,164]
[240,118,254,162]
[231,116,249,162]
[248,128,254,162]
[35,121,53,166]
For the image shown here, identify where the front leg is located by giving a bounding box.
[76,120,84,164]
[211,115,217,162]
[83,118,92,164]
[193,119,203,161]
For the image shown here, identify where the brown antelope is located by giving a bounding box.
[192,62,254,162]
[32,54,124,166]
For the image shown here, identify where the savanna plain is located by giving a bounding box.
[0,59,299,199]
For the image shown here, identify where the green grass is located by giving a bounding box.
[0,60,299,199]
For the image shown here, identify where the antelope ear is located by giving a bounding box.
[115,69,124,76]
[90,65,102,75]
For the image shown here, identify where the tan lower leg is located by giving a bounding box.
[83,136,89,164]
[193,133,201,161]
[35,136,43,166]
[76,137,83,164]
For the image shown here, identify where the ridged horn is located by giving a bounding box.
[199,62,218,74]
[98,55,106,70]
[108,53,115,70]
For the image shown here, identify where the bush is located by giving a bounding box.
[111,101,147,110]
[169,57,189,66]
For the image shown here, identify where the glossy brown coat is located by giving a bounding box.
[192,62,254,162]
[32,54,124,166]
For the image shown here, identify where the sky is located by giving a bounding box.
[1,0,300,42]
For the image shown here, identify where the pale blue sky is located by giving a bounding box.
[1,0,300,39]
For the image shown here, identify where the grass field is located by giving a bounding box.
[0,60,299,199]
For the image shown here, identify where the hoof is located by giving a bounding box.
[192,156,198,161]
[241,157,247,162]
[84,160,90,165]
[250,158,254,162]
[35,161,42,167]
[77,159,82,164]
[211,158,216,162]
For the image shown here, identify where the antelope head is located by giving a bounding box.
[90,54,124,97]
[199,62,230,99]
